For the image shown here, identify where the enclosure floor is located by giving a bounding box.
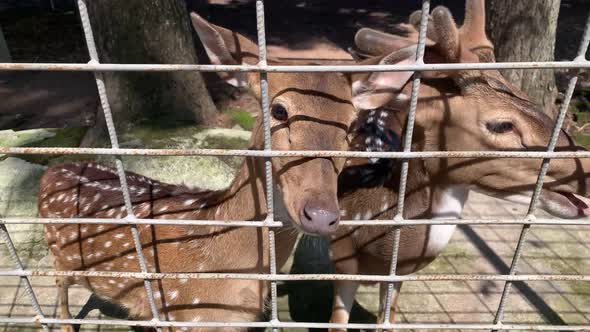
[1,191,589,332]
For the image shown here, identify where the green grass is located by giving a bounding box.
[227,108,255,131]
[574,132,590,149]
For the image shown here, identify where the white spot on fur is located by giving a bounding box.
[192,298,200,304]
[157,205,170,213]
[104,241,112,248]
[115,233,125,239]
[169,290,179,300]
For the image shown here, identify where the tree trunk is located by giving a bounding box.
[487,0,560,116]
[0,26,10,62]
[85,0,217,131]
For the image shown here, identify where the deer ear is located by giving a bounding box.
[190,12,254,88]
[351,46,417,111]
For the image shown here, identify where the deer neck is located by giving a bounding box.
[341,90,470,221]
[166,154,296,269]
[196,157,268,221]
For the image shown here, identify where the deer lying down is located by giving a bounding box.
[40,13,363,332]
[330,0,590,329]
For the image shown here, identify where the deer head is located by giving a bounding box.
[191,13,357,234]
[349,0,590,219]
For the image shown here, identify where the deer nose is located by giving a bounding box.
[300,201,340,236]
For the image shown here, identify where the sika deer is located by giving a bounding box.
[330,1,590,329]
[41,13,360,331]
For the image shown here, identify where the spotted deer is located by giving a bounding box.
[40,13,367,331]
[330,1,590,329]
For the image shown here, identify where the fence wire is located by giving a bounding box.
[0,0,589,331]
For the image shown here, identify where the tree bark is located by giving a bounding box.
[0,26,10,62]
[85,0,217,131]
[486,0,560,116]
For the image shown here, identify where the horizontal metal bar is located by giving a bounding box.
[1,217,588,226]
[2,146,590,159]
[0,61,588,73]
[0,270,588,282]
[0,317,588,331]
[0,217,283,227]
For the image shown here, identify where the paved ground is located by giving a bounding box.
[1,192,589,331]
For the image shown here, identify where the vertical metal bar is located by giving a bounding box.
[254,1,278,330]
[76,1,161,328]
[382,0,430,326]
[492,12,590,329]
[0,225,49,332]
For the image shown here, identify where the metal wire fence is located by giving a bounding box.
[0,0,590,330]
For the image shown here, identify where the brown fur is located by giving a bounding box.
[41,13,358,332]
[330,1,590,330]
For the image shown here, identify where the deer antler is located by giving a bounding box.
[460,0,495,61]
[355,0,494,63]
[354,18,436,57]
[431,6,461,63]
[354,27,436,57]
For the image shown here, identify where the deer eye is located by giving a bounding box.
[486,121,514,134]
[271,104,288,121]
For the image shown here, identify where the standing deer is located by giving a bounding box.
[40,13,368,332]
[330,1,590,330]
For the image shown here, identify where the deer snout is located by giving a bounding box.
[299,200,340,236]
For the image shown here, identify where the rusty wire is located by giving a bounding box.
[0,0,589,331]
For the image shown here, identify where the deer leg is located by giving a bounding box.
[56,276,74,332]
[329,234,359,332]
[377,282,402,332]
[329,280,359,332]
